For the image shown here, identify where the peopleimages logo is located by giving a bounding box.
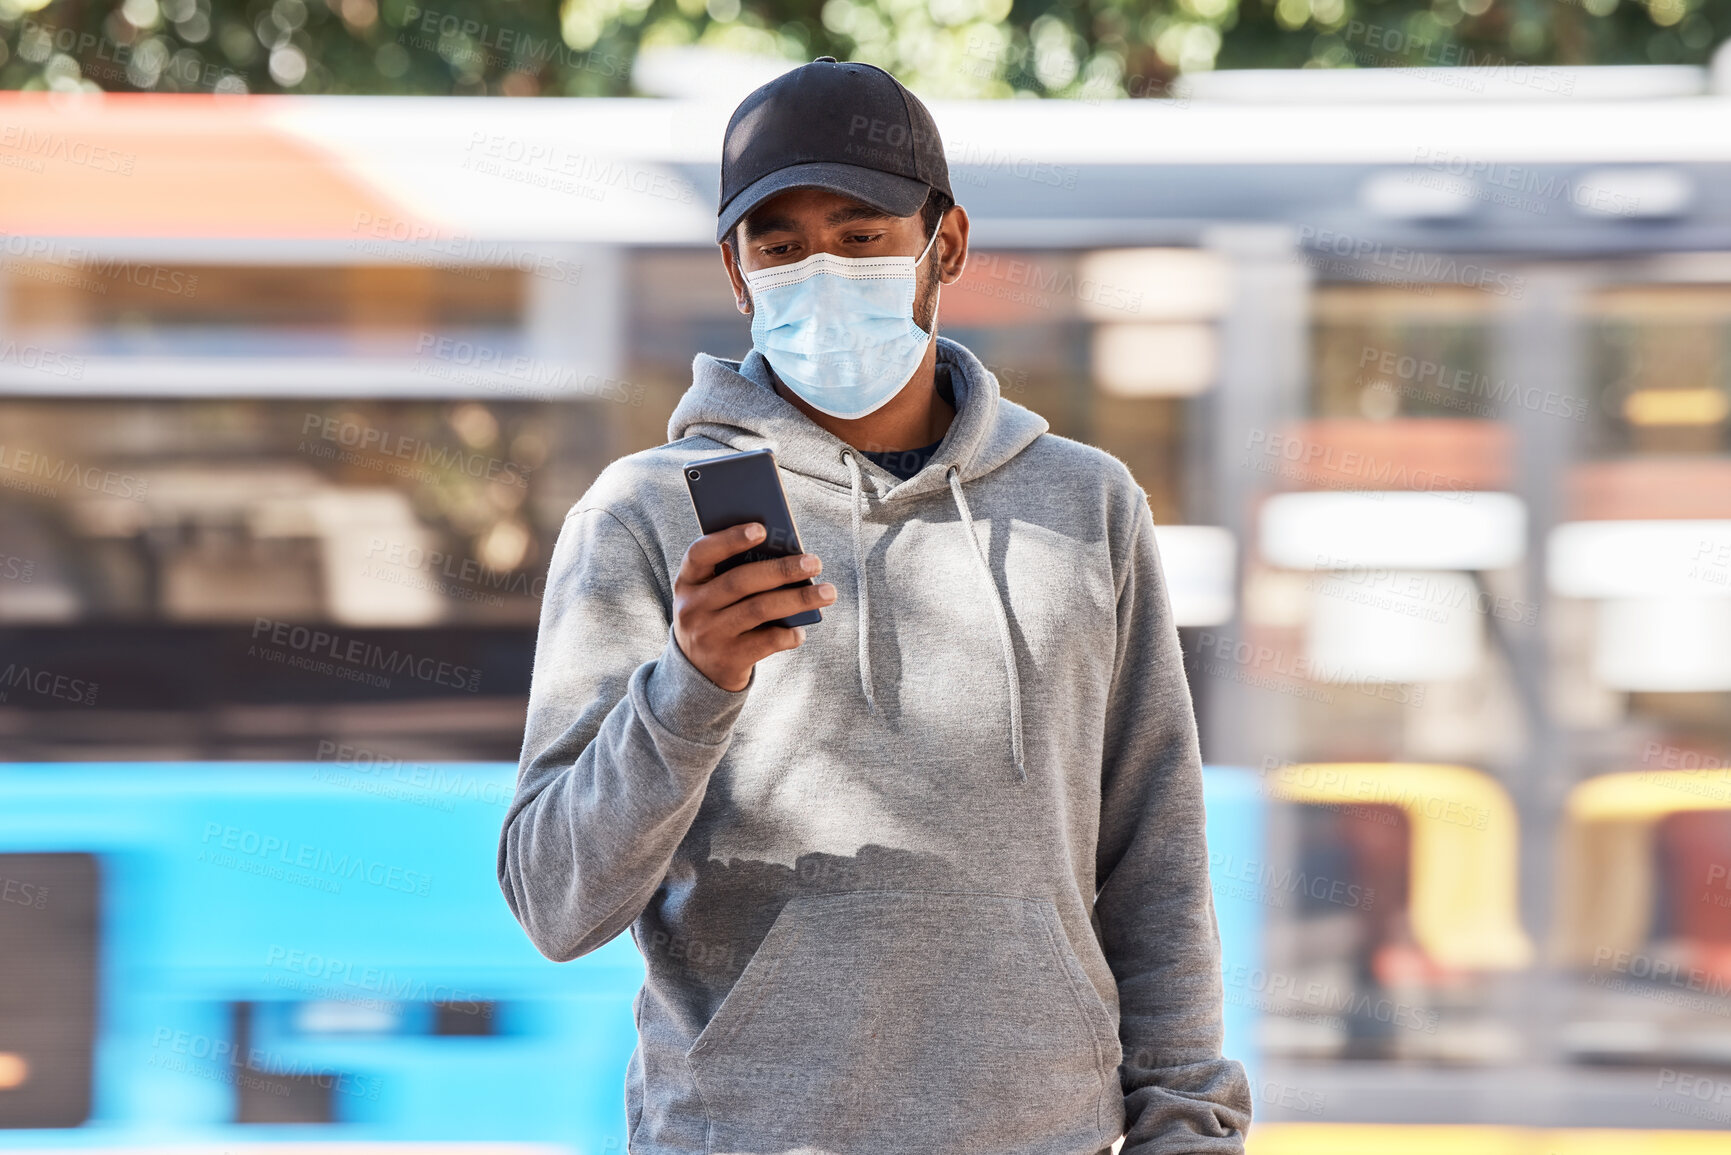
[1263,758,1490,829]
[263,944,489,1011]
[1220,962,1440,1033]
[0,871,49,910]
[0,342,86,380]
[0,123,136,174]
[1242,427,1472,500]
[200,823,433,897]
[1412,147,1639,216]
[299,413,532,488]
[0,444,147,499]
[410,334,644,405]
[961,253,1144,315]
[364,537,546,601]
[1210,850,1375,911]
[1296,226,1526,298]
[248,618,482,693]
[313,740,514,811]
[398,6,629,76]
[149,1026,383,1101]
[463,132,696,205]
[1357,344,1589,422]
[0,232,200,298]
[348,212,582,284]
[946,138,1079,192]
[0,663,99,706]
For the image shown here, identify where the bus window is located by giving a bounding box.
[1656,809,1731,983]
[0,853,98,1129]
[1261,763,1531,1064]
[1556,770,1731,1066]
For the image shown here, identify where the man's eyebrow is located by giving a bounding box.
[740,200,899,240]
[825,202,896,227]
[740,211,797,240]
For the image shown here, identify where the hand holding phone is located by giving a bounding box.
[674,450,837,692]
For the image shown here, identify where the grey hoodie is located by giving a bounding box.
[498,336,1252,1155]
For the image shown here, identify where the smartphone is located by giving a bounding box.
[682,448,822,628]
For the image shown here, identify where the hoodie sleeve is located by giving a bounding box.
[1097,494,1254,1153]
[497,505,748,962]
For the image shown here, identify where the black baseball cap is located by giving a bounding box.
[716,56,952,245]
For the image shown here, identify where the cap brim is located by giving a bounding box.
[716,161,930,244]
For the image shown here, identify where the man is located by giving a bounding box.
[498,57,1252,1155]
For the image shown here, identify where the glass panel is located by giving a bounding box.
[6,264,527,360]
[1247,283,1529,1071]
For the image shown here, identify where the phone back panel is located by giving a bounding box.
[683,448,820,627]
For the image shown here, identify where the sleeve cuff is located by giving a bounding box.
[643,627,750,746]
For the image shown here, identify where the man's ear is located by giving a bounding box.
[719,239,751,315]
[936,204,970,287]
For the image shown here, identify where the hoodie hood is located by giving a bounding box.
[671,335,1049,777]
[671,336,1048,504]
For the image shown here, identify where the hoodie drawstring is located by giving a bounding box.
[839,449,877,715]
[947,465,1027,781]
[835,449,1026,782]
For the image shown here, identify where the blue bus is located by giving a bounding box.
[0,761,1266,1147]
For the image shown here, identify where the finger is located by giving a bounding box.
[709,552,822,607]
[719,582,836,636]
[738,623,807,665]
[678,523,766,586]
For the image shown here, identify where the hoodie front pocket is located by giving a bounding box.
[685,890,1121,1155]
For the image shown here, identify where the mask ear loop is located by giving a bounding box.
[914,207,947,337]
[914,208,944,269]
[728,242,752,316]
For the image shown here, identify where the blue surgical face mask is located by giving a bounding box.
[741,220,943,420]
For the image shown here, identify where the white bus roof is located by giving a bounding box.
[4,76,1731,248]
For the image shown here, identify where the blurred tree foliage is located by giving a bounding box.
[0,0,1724,96]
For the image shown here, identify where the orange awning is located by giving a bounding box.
[0,92,415,238]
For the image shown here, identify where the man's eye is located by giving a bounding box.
[847,233,885,244]
[762,244,796,257]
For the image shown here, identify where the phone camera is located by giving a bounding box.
[687,469,702,481]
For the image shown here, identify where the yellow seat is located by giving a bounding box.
[1553,769,1731,967]
[1249,1123,1731,1154]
